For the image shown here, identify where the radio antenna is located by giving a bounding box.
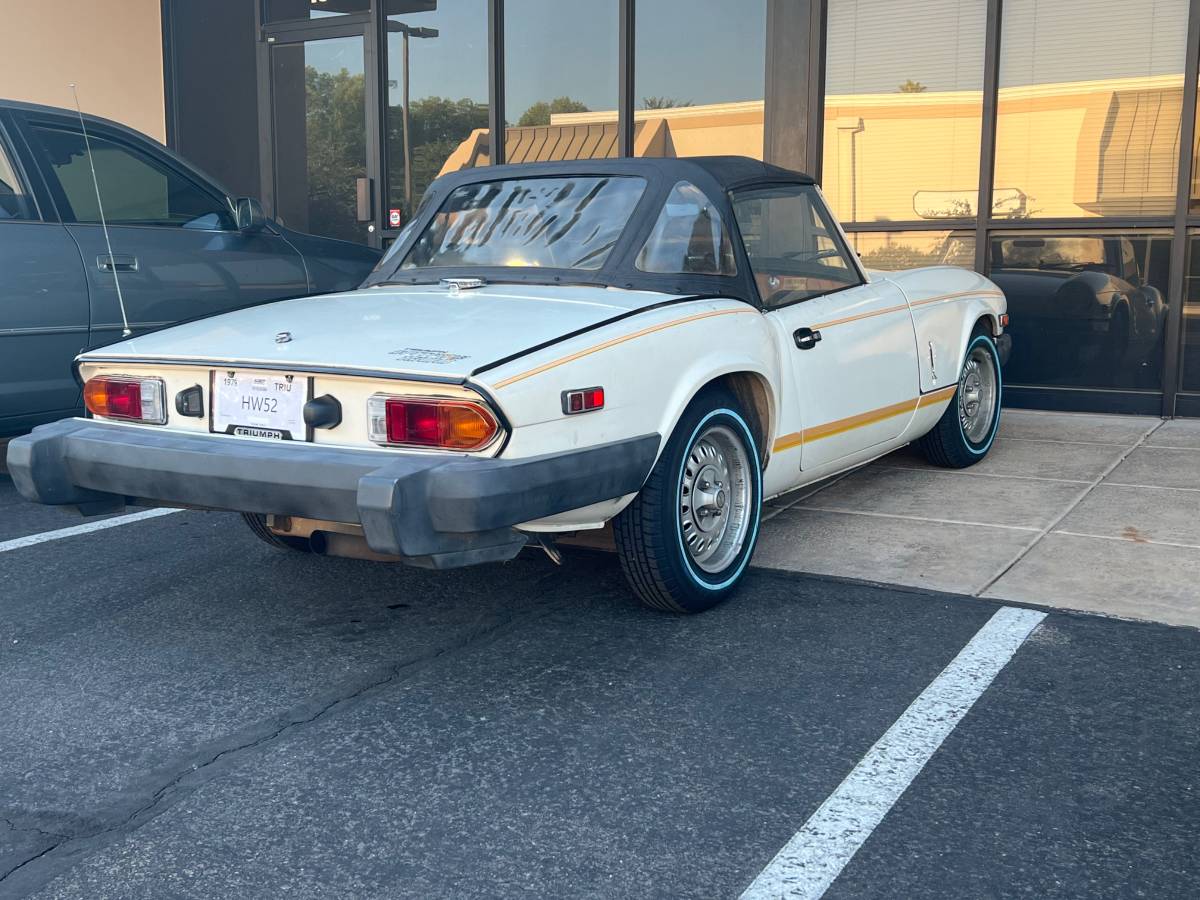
[69,83,131,337]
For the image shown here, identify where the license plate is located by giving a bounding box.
[212,372,307,440]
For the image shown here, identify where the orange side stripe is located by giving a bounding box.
[811,302,909,331]
[771,385,956,453]
[492,307,758,389]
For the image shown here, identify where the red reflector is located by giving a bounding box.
[999,313,1010,327]
[562,387,605,415]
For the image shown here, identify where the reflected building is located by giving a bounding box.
[7,0,1200,415]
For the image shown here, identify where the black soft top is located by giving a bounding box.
[365,155,817,307]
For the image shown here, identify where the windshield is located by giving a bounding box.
[401,175,646,271]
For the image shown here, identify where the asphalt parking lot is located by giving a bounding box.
[2,472,1199,899]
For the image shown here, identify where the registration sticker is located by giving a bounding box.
[212,372,307,440]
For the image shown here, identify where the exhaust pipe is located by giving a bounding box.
[309,530,404,563]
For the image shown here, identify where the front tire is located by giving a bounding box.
[613,389,762,613]
[919,331,1002,468]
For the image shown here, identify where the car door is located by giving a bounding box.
[0,113,91,434]
[14,111,309,350]
[730,184,921,473]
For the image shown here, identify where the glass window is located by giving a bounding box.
[730,184,862,305]
[634,0,765,159]
[0,138,33,220]
[848,231,976,271]
[386,3,490,225]
[996,0,1188,219]
[823,0,985,224]
[504,1,618,163]
[1177,235,1200,392]
[30,125,233,229]
[265,0,369,23]
[402,175,645,270]
[991,231,1172,390]
[270,36,367,242]
[637,181,735,275]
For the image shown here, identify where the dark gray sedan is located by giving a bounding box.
[0,99,380,437]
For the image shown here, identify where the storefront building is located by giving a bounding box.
[7,0,1200,416]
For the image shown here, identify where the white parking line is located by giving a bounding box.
[740,605,1046,900]
[0,507,182,553]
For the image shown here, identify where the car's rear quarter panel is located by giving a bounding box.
[476,298,780,526]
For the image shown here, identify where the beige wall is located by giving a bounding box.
[0,0,165,142]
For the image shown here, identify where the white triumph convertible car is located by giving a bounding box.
[9,157,1009,613]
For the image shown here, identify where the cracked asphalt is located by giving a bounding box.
[2,471,1199,899]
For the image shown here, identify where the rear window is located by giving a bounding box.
[402,175,645,270]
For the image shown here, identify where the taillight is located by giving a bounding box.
[83,375,167,424]
[367,394,500,451]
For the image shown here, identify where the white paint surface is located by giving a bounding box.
[0,507,181,554]
[741,605,1046,900]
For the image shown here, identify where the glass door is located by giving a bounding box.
[268,31,375,245]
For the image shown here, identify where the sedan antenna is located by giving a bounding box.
[69,83,131,337]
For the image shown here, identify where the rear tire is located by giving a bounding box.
[241,512,313,552]
[919,331,1002,468]
[613,389,762,613]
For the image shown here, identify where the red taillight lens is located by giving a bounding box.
[368,395,500,451]
[83,376,167,423]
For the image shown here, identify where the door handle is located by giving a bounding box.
[794,327,822,350]
[97,254,138,273]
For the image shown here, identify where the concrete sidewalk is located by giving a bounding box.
[756,410,1200,628]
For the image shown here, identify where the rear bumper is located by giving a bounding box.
[7,420,660,569]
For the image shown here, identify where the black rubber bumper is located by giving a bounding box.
[7,420,660,569]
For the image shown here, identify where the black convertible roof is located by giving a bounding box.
[364,155,819,306]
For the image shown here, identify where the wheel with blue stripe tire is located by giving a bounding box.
[918,330,1002,468]
[613,388,762,613]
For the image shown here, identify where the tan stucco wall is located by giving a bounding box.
[0,0,165,143]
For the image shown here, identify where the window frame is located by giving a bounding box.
[0,118,41,223]
[729,181,867,310]
[25,117,238,232]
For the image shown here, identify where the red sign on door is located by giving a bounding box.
[388,208,403,227]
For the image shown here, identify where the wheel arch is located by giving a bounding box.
[699,370,774,468]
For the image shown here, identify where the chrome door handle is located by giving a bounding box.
[794,327,822,350]
[97,254,138,273]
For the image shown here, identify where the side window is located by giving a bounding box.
[731,185,862,308]
[0,137,34,220]
[29,124,234,230]
[636,181,736,276]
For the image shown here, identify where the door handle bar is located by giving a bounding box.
[97,254,138,273]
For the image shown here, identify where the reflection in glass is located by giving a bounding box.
[265,0,369,23]
[403,176,645,270]
[271,36,367,243]
[995,0,1187,218]
[823,0,985,225]
[503,0,618,163]
[991,232,1172,390]
[1178,236,1200,391]
[387,4,489,223]
[634,0,765,159]
[846,231,975,271]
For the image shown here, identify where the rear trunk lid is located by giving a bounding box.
[82,283,682,379]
